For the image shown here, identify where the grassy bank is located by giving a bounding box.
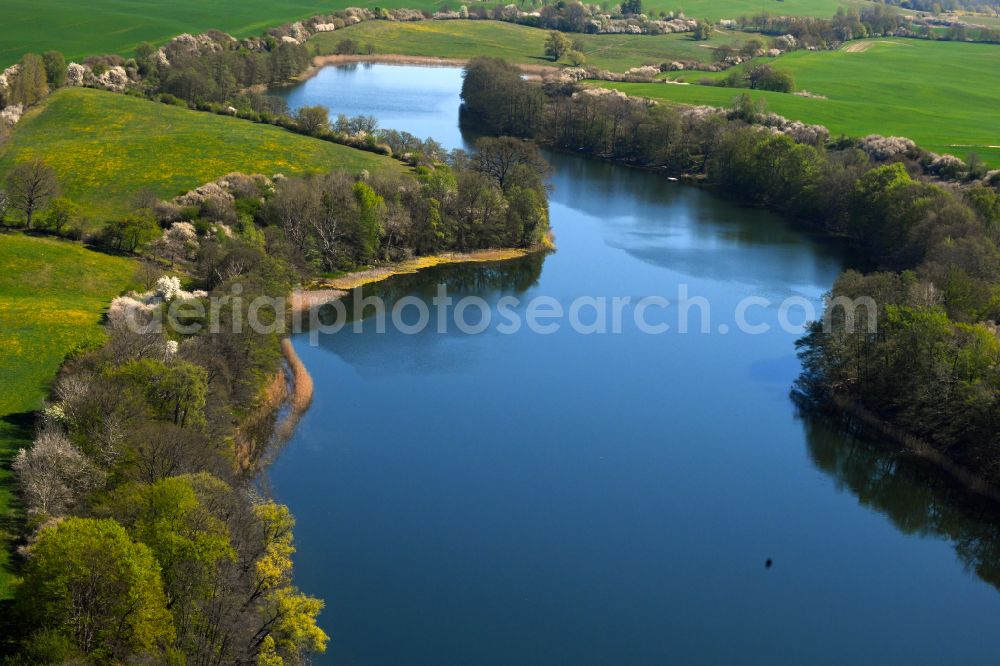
[604,38,1000,164]
[313,20,753,71]
[305,247,546,291]
[0,233,137,598]
[0,88,404,222]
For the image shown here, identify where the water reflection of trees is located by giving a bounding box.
[326,253,546,325]
[802,416,1000,591]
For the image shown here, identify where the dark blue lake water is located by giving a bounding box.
[272,64,1000,665]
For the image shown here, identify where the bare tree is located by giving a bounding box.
[6,159,59,227]
[135,260,165,291]
[265,178,320,259]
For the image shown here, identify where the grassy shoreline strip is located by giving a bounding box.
[304,245,549,293]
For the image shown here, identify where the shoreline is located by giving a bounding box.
[279,242,551,441]
[291,243,552,311]
[830,394,1000,504]
[272,337,314,445]
[300,54,558,81]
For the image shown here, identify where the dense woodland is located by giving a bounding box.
[727,5,1000,44]
[461,56,1000,483]
[0,232,327,663]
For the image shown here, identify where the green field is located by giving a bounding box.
[640,0,880,21]
[0,233,137,598]
[315,19,753,70]
[0,88,403,221]
[605,39,1000,165]
[0,0,450,68]
[0,0,889,69]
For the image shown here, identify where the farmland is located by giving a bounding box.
[0,0,446,68]
[0,87,404,222]
[638,0,882,21]
[0,0,887,69]
[605,38,1000,164]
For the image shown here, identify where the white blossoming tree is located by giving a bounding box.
[13,427,104,517]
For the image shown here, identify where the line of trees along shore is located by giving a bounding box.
[1,239,326,664]
[460,56,1000,485]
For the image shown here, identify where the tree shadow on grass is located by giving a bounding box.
[0,410,34,629]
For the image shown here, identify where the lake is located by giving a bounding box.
[272,64,1000,665]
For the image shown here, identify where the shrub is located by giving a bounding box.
[335,38,360,54]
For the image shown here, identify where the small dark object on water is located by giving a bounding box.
[765,558,773,568]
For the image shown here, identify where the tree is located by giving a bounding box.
[621,0,642,15]
[42,50,67,88]
[692,20,713,40]
[5,160,59,228]
[295,105,330,136]
[104,476,235,638]
[353,181,386,263]
[474,136,549,192]
[741,37,765,57]
[729,92,767,123]
[966,152,988,181]
[0,188,8,223]
[257,587,329,662]
[134,42,157,76]
[335,38,360,54]
[566,49,586,66]
[39,197,82,236]
[460,57,546,137]
[743,63,794,92]
[101,211,159,252]
[17,518,174,660]
[13,427,103,517]
[9,53,49,107]
[115,359,209,427]
[760,67,795,93]
[544,31,572,61]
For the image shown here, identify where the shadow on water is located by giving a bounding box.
[801,413,1000,592]
[314,254,546,328]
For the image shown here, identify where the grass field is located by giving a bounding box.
[604,38,1000,165]
[0,0,886,68]
[314,19,753,70]
[0,0,448,68]
[0,233,137,598]
[640,0,879,21]
[0,88,403,222]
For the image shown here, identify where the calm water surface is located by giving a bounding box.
[272,65,1000,665]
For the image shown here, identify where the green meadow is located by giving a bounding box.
[639,0,881,21]
[605,38,1000,164]
[315,19,752,70]
[0,0,447,68]
[0,233,137,598]
[0,0,883,68]
[0,87,403,222]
